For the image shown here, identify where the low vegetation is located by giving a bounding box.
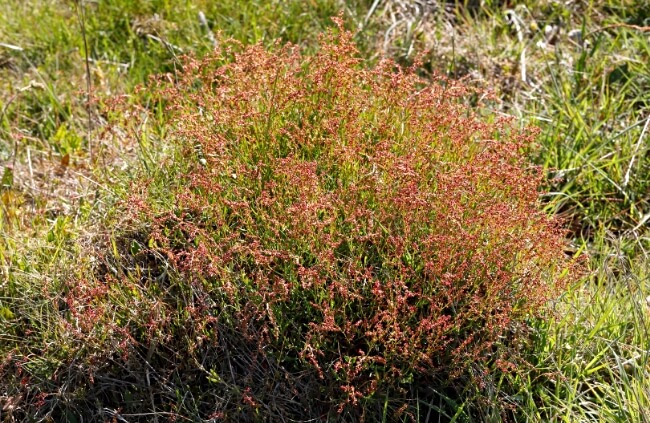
[1,1,648,422]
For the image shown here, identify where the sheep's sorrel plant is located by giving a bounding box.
[118,19,578,419]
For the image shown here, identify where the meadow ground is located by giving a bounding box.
[0,1,648,421]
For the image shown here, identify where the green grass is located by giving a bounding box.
[1,0,649,421]
[512,233,649,422]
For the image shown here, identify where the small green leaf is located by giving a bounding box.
[208,368,222,384]
[130,240,142,255]
[46,229,56,243]
[1,166,13,190]
[0,306,14,320]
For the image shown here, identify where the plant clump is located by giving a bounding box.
[114,20,576,418]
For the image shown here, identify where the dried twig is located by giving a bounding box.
[622,115,649,188]
[198,11,218,49]
[505,9,527,83]
[588,23,650,38]
[0,42,23,51]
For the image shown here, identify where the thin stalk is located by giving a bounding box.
[75,0,93,162]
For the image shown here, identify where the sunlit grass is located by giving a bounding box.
[1,0,648,421]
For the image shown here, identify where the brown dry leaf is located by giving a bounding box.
[1,392,23,412]
[60,153,70,168]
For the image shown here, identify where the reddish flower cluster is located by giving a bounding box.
[130,19,575,410]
